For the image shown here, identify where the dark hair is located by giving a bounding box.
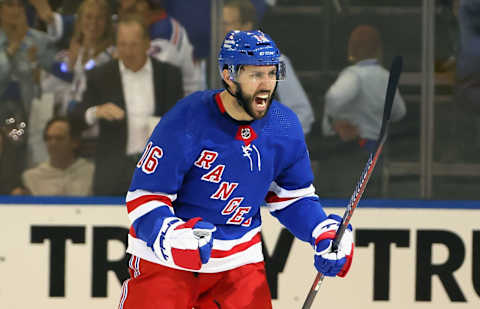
[224,0,258,27]
[146,0,164,10]
[116,13,149,40]
[43,116,81,141]
[0,0,27,6]
[348,25,383,62]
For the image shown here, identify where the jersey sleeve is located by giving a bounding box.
[266,116,327,245]
[126,102,196,247]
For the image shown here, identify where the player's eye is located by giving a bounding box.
[268,71,277,79]
[251,72,263,79]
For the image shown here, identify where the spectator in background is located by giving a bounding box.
[72,14,182,196]
[0,0,59,169]
[322,25,406,152]
[456,0,480,114]
[28,0,77,49]
[117,0,148,18]
[319,25,406,198]
[33,0,203,95]
[165,0,268,65]
[31,0,115,115]
[20,116,94,196]
[436,0,460,78]
[0,0,57,121]
[118,0,204,94]
[447,0,480,161]
[222,0,314,135]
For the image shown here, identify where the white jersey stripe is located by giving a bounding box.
[268,182,316,198]
[128,201,172,223]
[212,227,261,250]
[266,183,318,212]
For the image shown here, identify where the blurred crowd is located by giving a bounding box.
[0,0,478,199]
[0,0,275,197]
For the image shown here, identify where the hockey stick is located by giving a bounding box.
[301,55,403,309]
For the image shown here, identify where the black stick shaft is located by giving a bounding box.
[301,56,403,309]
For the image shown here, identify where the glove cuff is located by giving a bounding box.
[175,217,203,230]
[152,217,183,262]
[311,215,341,246]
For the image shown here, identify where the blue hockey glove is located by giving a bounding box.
[153,217,216,270]
[313,214,354,277]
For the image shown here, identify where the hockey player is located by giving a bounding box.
[222,0,315,135]
[118,30,354,309]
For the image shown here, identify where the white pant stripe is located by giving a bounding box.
[118,278,130,309]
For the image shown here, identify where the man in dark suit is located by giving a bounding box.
[73,14,183,196]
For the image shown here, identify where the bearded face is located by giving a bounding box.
[234,65,278,120]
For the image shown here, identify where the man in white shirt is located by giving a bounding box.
[72,14,183,196]
[322,25,406,152]
[320,25,406,198]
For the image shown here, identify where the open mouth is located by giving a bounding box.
[254,93,269,112]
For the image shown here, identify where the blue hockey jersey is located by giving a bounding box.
[125,90,328,273]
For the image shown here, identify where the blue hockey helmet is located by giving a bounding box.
[218,30,286,81]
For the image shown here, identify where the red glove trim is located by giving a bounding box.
[315,230,337,245]
[175,217,203,230]
[171,248,202,270]
[338,243,355,278]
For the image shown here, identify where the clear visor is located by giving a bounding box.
[226,61,286,82]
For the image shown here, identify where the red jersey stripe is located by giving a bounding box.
[215,93,226,114]
[265,191,297,203]
[127,195,173,213]
[210,233,261,258]
[129,225,137,238]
